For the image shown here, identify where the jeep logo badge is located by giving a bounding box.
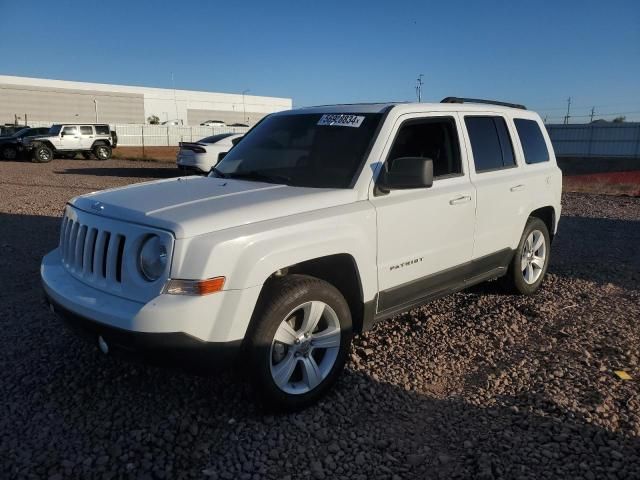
[91,201,104,212]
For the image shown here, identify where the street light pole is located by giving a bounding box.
[93,99,99,122]
[415,74,424,102]
[242,89,250,124]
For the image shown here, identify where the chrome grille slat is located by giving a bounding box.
[93,231,109,278]
[74,225,88,270]
[105,233,119,282]
[82,228,97,275]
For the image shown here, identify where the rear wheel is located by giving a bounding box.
[1,146,17,160]
[247,275,352,411]
[32,145,53,163]
[93,144,112,160]
[503,217,551,295]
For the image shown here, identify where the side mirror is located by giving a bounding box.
[60,132,65,137]
[380,157,434,190]
[231,137,242,146]
[217,151,228,164]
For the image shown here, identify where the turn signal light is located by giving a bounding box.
[164,277,225,296]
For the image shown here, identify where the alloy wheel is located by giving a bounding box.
[270,300,341,395]
[521,229,546,284]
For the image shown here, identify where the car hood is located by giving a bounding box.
[71,176,357,238]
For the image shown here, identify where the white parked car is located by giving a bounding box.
[42,98,562,410]
[177,133,243,173]
[200,120,227,127]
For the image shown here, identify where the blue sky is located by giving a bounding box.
[2,0,639,122]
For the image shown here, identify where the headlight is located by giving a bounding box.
[138,235,168,281]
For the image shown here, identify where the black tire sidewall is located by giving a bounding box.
[509,217,551,295]
[248,275,353,411]
[33,146,52,163]
[94,145,111,160]
[2,146,17,159]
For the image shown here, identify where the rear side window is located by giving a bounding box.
[80,126,93,135]
[95,125,110,135]
[514,119,549,164]
[465,116,515,172]
[200,133,234,144]
[387,117,462,179]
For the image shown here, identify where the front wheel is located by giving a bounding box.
[247,275,353,411]
[32,145,53,163]
[503,217,551,295]
[1,146,17,160]
[93,144,112,160]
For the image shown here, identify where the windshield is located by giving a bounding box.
[210,113,382,188]
[49,125,62,135]
[11,128,30,137]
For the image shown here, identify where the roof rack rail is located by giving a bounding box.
[441,97,527,110]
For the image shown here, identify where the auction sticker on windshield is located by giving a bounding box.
[317,114,365,128]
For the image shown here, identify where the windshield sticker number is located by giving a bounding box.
[317,114,365,128]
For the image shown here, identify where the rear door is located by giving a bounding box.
[461,113,527,261]
[79,125,95,149]
[371,113,476,314]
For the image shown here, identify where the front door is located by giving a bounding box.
[370,113,476,314]
[58,125,80,150]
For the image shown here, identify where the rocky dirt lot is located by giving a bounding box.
[1,158,639,479]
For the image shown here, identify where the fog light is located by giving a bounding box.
[163,277,225,295]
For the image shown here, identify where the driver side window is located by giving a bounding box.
[62,126,77,136]
[387,117,462,179]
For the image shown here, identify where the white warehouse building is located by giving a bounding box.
[0,75,292,126]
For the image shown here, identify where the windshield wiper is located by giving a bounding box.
[226,171,291,185]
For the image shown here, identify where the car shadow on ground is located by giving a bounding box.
[56,166,183,179]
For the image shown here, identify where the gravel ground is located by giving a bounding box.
[1,158,639,479]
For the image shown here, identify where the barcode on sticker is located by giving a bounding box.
[317,114,365,128]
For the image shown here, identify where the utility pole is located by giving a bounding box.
[94,99,99,122]
[564,97,572,125]
[171,73,178,123]
[242,89,250,124]
[589,107,595,123]
[415,74,424,102]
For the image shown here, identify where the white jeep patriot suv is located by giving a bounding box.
[42,98,562,410]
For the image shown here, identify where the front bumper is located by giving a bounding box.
[46,295,241,366]
[41,249,260,366]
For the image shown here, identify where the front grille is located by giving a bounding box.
[60,216,126,283]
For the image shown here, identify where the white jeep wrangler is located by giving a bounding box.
[26,123,117,162]
[42,98,562,410]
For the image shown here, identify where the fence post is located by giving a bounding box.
[141,125,145,158]
[167,127,170,146]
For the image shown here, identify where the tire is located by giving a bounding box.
[81,151,93,160]
[502,217,551,295]
[93,144,112,160]
[247,274,353,411]
[32,145,53,163]
[1,145,17,160]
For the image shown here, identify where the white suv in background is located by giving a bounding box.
[42,98,562,410]
[177,133,243,173]
[25,124,117,162]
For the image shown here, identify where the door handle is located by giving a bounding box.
[449,195,472,205]
[510,184,525,192]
